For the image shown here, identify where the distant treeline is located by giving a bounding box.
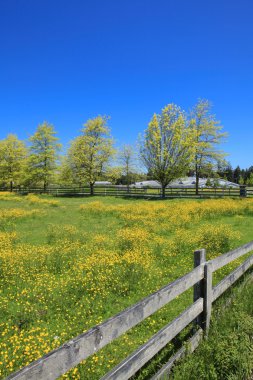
[1,99,249,195]
[216,164,253,186]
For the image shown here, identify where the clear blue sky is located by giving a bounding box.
[0,0,253,168]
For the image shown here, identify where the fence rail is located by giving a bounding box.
[6,239,253,380]
[0,185,249,199]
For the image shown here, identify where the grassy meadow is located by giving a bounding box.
[1,193,253,379]
[171,273,253,380]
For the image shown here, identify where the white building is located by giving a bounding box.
[94,181,112,186]
[131,177,239,189]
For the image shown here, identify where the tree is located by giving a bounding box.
[28,122,61,190]
[212,177,220,188]
[241,169,246,183]
[239,175,244,185]
[246,172,253,187]
[66,116,115,195]
[233,166,241,184]
[57,155,77,186]
[223,162,234,182]
[140,104,195,198]
[0,134,27,191]
[205,178,212,187]
[118,144,135,191]
[105,166,123,184]
[116,171,147,185]
[190,99,228,195]
[217,160,228,178]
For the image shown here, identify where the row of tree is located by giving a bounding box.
[217,163,253,186]
[0,99,231,196]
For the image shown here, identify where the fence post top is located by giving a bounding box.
[194,249,206,267]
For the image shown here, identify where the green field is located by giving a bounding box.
[1,193,253,379]
[171,273,253,380]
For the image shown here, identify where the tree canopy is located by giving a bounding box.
[190,99,228,194]
[66,116,115,194]
[140,104,195,197]
[118,144,136,190]
[28,122,61,190]
[0,134,27,191]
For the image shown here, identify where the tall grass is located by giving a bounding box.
[171,274,253,380]
[0,193,253,379]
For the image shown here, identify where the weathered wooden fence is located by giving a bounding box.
[0,185,248,198]
[6,240,253,380]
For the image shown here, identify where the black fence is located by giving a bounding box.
[0,185,249,198]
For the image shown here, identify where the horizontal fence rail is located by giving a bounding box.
[101,299,203,380]
[5,240,253,380]
[210,241,253,272]
[212,253,253,301]
[150,329,203,380]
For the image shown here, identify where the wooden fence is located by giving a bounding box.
[0,185,248,198]
[6,240,253,380]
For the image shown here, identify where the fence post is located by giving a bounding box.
[193,249,206,329]
[193,249,213,335]
[203,262,212,334]
[240,185,247,198]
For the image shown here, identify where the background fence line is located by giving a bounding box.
[6,240,253,380]
[0,185,251,198]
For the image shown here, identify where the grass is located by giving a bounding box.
[1,193,253,379]
[171,272,253,380]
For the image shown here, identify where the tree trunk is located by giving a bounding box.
[127,174,130,194]
[90,182,94,196]
[161,184,166,199]
[10,181,13,192]
[195,164,199,195]
[44,181,47,193]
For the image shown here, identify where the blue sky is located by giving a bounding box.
[0,0,253,168]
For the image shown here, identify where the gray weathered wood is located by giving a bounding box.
[213,253,253,301]
[193,249,206,327]
[210,241,253,272]
[101,298,203,380]
[6,266,204,380]
[193,249,206,302]
[150,329,203,380]
[203,262,212,333]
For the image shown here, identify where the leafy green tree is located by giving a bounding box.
[239,175,244,185]
[64,141,86,187]
[212,177,220,188]
[28,122,61,190]
[57,156,77,186]
[0,134,27,191]
[241,169,246,183]
[233,166,242,184]
[140,104,195,198]
[246,172,253,187]
[67,116,115,195]
[245,166,253,184]
[116,171,147,185]
[223,162,234,182]
[105,166,123,184]
[118,144,136,191]
[190,99,228,195]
